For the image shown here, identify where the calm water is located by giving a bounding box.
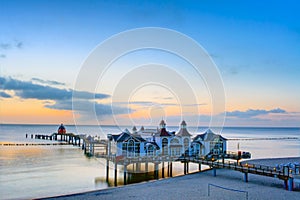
[0,124,299,199]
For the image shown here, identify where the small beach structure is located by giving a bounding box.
[58,123,66,134]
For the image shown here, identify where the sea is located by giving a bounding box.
[0,124,299,199]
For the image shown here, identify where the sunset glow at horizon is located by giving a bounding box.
[0,0,299,127]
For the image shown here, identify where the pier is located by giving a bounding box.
[18,130,300,191]
[82,137,299,191]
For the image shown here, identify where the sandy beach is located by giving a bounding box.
[41,157,300,200]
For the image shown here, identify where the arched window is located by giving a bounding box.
[162,138,168,155]
[128,139,135,157]
[184,138,189,150]
[147,145,154,156]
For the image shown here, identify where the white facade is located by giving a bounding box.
[191,129,227,158]
[108,121,227,158]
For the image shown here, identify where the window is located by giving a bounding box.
[135,142,140,156]
[147,145,154,156]
[122,143,127,156]
[210,138,223,155]
[162,138,168,155]
[183,138,189,150]
[128,139,135,157]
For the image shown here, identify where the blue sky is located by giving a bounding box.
[0,0,299,126]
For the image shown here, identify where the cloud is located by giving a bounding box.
[0,91,11,98]
[31,77,66,86]
[0,43,11,50]
[16,41,23,49]
[45,99,132,118]
[226,108,287,118]
[0,76,109,100]
[115,101,205,107]
[0,40,23,50]
[0,76,131,118]
[0,54,6,58]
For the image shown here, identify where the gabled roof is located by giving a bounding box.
[176,128,192,137]
[160,128,172,137]
[159,119,166,126]
[193,129,227,142]
[181,120,187,126]
[145,141,160,150]
[192,140,204,145]
[112,132,146,143]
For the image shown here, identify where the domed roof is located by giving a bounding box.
[181,120,187,126]
[159,119,166,126]
[139,126,145,131]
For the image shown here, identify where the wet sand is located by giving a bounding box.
[41,157,300,200]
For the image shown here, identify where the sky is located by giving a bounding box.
[0,0,299,127]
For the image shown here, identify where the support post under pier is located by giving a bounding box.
[145,162,148,174]
[106,159,109,183]
[154,163,159,179]
[170,162,173,177]
[288,178,293,191]
[244,172,248,182]
[114,162,118,186]
[162,162,165,178]
[187,162,189,174]
[124,164,127,185]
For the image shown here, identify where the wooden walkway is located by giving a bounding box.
[94,151,299,191]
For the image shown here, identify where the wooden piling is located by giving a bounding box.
[154,163,159,179]
[244,172,248,182]
[162,162,165,178]
[106,159,109,182]
[170,162,173,177]
[114,162,118,186]
[124,164,127,185]
[187,162,189,174]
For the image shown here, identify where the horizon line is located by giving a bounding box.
[1,123,299,129]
